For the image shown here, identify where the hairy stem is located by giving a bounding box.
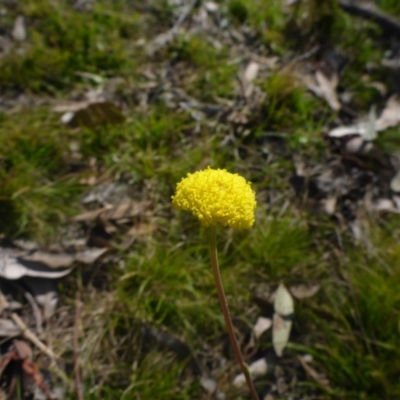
[207,226,259,400]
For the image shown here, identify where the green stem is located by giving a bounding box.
[207,226,259,400]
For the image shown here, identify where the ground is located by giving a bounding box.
[1,0,400,399]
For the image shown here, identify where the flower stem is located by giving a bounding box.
[207,226,259,400]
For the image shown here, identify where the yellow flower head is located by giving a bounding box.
[172,166,256,230]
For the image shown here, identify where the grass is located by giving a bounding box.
[1,0,400,399]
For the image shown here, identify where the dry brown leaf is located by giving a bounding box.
[0,318,21,337]
[73,200,151,223]
[306,70,340,111]
[390,170,400,192]
[376,95,400,131]
[0,290,9,314]
[57,101,125,128]
[253,316,272,339]
[22,251,75,268]
[233,358,268,387]
[101,200,151,221]
[72,206,113,222]
[298,355,330,388]
[0,248,71,280]
[12,16,26,41]
[126,223,157,237]
[289,283,320,300]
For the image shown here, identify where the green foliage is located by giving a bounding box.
[0,0,139,91]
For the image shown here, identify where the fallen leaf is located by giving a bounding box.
[0,248,71,280]
[74,248,108,264]
[390,170,400,192]
[21,251,74,268]
[127,223,157,237]
[0,319,20,337]
[12,16,26,42]
[23,277,59,320]
[298,355,330,388]
[274,283,294,315]
[273,283,294,357]
[253,316,272,339]
[233,358,268,387]
[374,198,400,213]
[289,283,320,299]
[56,101,124,128]
[307,70,340,111]
[21,247,106,268]
[272,313,292,357]
[73,200,151,223]
[328,96,400,142]
[375,95,400,131]
[0,290,9,314]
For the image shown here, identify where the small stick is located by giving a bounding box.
[73,291,84,400]
[24,291,43,334]
[339,1,400,35]
[10,313,71,386]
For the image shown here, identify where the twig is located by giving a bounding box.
[147,0,197,54]
[73,291,84,400]
[23,291,43,335]
[11,313,55,359]
[10,313,71,386]
[339,1,400,35]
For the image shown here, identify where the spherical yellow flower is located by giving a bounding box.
[172,166,256,230]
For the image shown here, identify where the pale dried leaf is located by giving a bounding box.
[12,16,26,41]
[322,197,336,215]
[375,95,400,131]
[253,316,272,339]
[21,252,74,268]
[390,170,400,192]
[0,319,21,336]
[374,198,400,213]
[274,283,294,315]
[243,61,259,83]
[204,1,219,12]
[233,358,268,387]
[58,101,124,128]
[127,223,157,237]
[307,70,340,111]
[101,200,151,221]
[329,96,400,141]
[200,377,226,400]
[360,105,377,141]
[23,277,59,320]
[273,283,293,357]
[298,355,330,388]
[289,283,320,300]
[328,124,366,138]
[0,290,9,314]
[74,248,108,264]
[72,206,113,222]
[272,313,292,357]
[0,248,71,280]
